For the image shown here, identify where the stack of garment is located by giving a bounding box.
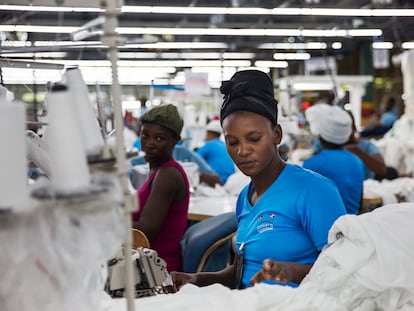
[101,203,414,311]
[376,115,414,176]
[364,177,414,205]
[303,202,414,310]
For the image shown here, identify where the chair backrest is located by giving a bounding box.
[181,211,237,273]
[131,228,150,249]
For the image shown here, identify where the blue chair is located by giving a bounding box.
[173,145,215,174]
[181,211,237,273]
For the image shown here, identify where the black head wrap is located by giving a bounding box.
[219,70,278,125]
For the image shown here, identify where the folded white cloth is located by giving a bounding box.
[305,203,414,310]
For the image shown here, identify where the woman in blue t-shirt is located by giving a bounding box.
[169,70,346,291]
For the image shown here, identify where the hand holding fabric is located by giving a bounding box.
[168,271,199,292]
[249,259,292,285]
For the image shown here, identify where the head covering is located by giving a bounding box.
[305,103,332,137]
[140,104,183,137]
[206,120,222,134]
[219,70,278,125]
[300,101,311,111]
[306,104,352,145]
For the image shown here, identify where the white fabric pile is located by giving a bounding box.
[304,202,414,310]
[223,170,250,196]
[364,177,414,205]
[101,202,414,311]
[375,114,414,176]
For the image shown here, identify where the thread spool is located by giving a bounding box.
[46,83,91,195]
[0,99,28,210]
[402,51,414,118]
[62,67,104,157]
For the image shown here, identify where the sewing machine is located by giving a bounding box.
[106,247,173,298]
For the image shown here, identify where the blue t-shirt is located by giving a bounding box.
[133,137,141,151]
[313,137,380,180]
[235,164,346,288]
[357,139,381,179]
[196,138,235,184]
[303,149,364,215]
[380,111,398,127]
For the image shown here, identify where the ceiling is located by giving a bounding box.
[0,0,414,85]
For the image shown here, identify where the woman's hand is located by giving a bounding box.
[165,271,199,293]
[249,259,292,286]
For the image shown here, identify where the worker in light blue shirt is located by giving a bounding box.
[196,120,235,185]
[304,104,364,215]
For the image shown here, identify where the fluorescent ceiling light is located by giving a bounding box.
[298,8,414,17]
[0,52,67,58]
[292,82,334,91]
[254,61,288,68]
[123,42,229,49]
[122,6,270,15]
[1,68,63,84]
[370,9,414,17]
[117,52,255,59]
[273,53,311,60]
[347,29,382,37]
[0,58,64,70]
[372,42,394,49]
[0,4,102,12]
[118,52,158,59]
[162,52,221,59]
[258,42,327,49]
[0,40,229,51]
[32,59,251,68]
[33,40,102,47]
[0,25,382,38]
[0,67,175,85]
[119,27,301,36]
[120,27,381,38]
[116,27,382,37]
[2,5,414,17]
[287,8,372,16]
[119,27,381,37]
[402,42,414,49]
[0,25,77,33]
[301,29,346,37]
[0,41,32,47]
[331,42,342,49]
[222,52,255,59]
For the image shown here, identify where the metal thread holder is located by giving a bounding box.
[100,1,137,310]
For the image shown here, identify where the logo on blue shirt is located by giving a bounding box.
[257,222,274,233]
[256,212,277,233]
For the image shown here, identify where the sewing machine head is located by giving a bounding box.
[106,247,172,298]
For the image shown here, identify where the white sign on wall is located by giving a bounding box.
[305,56,337,75]
[373,49,390,69]
[184,70,210,95]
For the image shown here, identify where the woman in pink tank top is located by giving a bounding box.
[132,104,190,272]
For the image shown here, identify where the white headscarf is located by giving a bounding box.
[306,104,352,145]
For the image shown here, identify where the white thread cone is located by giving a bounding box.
[0,99,28,210]
[46,84,90,195]
[62,67,104,156]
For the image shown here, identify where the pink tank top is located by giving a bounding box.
[132,160,190,272]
